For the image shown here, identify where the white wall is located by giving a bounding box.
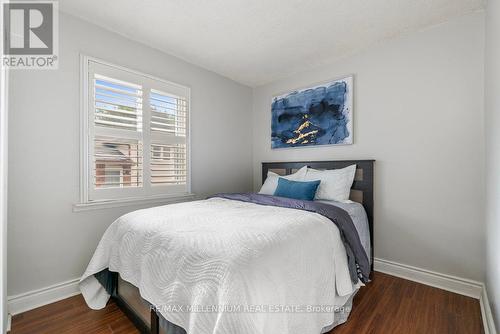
[1,63,9,330]
[485,0,500,328]
[252,12,486,281]
[7,13,253,297]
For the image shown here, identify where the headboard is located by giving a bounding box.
[262,160,375,267]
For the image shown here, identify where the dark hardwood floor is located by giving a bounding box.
[331,272,483,334]
[10,272,483,334]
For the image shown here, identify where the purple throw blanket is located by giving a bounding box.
[211,193,371,283]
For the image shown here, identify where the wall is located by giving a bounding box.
[1,63,9,329]
[485,0,500,328]
[252,12,485,281]
[7,13,253,297]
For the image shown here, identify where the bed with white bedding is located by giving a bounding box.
[80,160,374,334]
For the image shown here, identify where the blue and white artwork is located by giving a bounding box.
[271,76,353,149]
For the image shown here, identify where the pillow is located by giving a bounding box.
[259,166,307,195]
[304,164,356,201]
[273,178,321,201]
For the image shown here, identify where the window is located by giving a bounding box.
[81,57,190,203]
[101,168,122,187]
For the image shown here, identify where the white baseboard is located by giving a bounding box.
[7,278,80,316]
[374,257,483,298]
[6,313,11,333]
[480,286,498,334]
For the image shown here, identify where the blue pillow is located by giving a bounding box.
[273,178,321,201]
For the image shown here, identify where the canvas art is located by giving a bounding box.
[271,76,353,148]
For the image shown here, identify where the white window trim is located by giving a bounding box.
[75,55,194,210]
[73,193,198,212]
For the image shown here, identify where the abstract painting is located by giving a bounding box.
[271,76,353,148]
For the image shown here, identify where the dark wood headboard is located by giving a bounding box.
[262,160,375,266]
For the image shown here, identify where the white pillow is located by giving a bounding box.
[259,166,307,195]
[304,165,356,201]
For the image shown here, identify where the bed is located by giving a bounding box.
[80,160,374,334]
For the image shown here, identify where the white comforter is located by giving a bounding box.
[80,198,358,334]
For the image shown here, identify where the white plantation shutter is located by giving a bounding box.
[85,59,190,202]
[150,90,187,136]
[94,75,143,131]
[151,143,187,185]
[149,90,188,189]
[94,137,143,188]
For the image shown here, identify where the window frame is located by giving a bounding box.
[78,55,192,207]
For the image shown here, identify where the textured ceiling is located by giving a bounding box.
[60,0,483,86]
